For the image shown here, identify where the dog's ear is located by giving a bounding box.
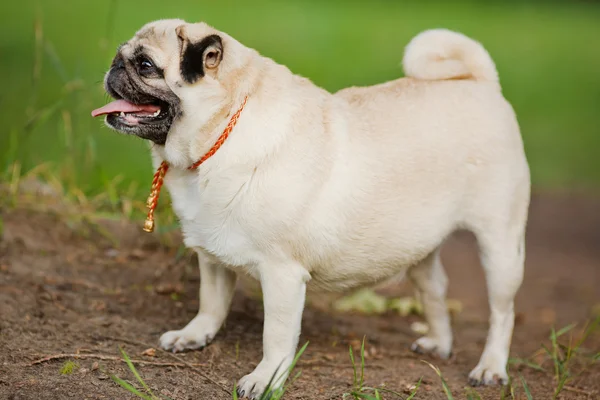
[176,26,223,84]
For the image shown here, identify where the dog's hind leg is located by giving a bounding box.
[468,211,526,386]
[408,247,453,359]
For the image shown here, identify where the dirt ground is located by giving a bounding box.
[1,192,599,400]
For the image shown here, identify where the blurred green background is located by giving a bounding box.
[1,0,600,201]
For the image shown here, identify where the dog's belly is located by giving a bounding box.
[307,252,424,292]
[301,215,454,292]
[293,177,460,292]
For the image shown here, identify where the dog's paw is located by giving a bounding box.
[236,361,287,400]
[159,314,219,353]
[410,336,452,359]
[236,372,272,400]
[468,357,509,386]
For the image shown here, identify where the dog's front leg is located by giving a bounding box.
[237,261,309,399]
[160,250,237,352]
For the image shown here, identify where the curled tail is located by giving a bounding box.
[403,29,499,85]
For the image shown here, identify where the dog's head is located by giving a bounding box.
[92,19,249,145]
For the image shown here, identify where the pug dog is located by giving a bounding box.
[92,19,530,399]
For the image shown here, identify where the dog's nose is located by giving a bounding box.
[111,54,125,70]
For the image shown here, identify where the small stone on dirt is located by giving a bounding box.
[155,282,184,295]
[129,249,146,259]
[104,249,119,258]
[404,383,418,393]
[141,348,156,357]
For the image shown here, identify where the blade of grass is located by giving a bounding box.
[508,357,545,372]
[520,375,533,400]
[349,344,357,389]
[2,129,20,170]
[555,323,577,338]
[541,342,561,383]
[549,327,560,379]
[273,341,309,389]
[422,361,453,400]
[363,386,406,397]
[359,336,366,389]
[232,383,239,400]
[553,373,570,400]
[257,365,281,400]
[284,370,302,390]
[118,346,155,398]
[9,162,22,204]
[261,341,309,399]
[110,374,153,400]
[573,316,600,352]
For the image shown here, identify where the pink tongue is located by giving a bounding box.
[91,100,160,117]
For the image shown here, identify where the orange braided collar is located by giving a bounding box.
[143,96,249,233]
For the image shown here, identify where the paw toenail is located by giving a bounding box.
[468,378,481,387]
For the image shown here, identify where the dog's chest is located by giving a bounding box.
[164,169,260,267]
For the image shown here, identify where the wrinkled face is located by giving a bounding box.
[92,20,226,145]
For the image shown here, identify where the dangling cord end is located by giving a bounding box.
[144,161,170,233]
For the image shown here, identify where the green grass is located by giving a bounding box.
[414,317,600,400]
[423,361,454,400]
[112,343,308,400]
[59,360,79,375]
[111,347,168,400]
[344,336,413,399]
[58,320,599,399]
[545,317,600,399]
[520,375,534,400]
[1,0,600,197]
[509,316,600,400]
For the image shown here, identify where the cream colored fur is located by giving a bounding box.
[120,21,530,398]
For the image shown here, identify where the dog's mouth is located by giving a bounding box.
[92,99,170,126]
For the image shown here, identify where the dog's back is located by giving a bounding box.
[330,29,529,240]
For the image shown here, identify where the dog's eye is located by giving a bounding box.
[140,58,154,71]
[137,57,160,78]
[135,54,163,78]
